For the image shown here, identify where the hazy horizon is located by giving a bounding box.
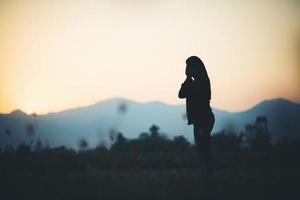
[1,0,299,114]
[1,96,298,115]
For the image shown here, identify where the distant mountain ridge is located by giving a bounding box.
[1,97,300,149]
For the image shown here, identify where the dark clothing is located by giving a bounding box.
[178,77,213,126]
[178,76,215,173]
[193,114,215,162]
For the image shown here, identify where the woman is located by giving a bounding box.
[178,56,215,173]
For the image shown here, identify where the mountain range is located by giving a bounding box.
[1,97,300,149]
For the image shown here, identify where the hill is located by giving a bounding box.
[1,97,299,149]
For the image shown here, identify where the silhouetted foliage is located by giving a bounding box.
[149,124,160,138]
[17,144,31,154]
[1,119,299,200]
[34,140,43,151]
[109,128,118,142]
[79,139,89,150]
[95,144,108,153]
[173,135,190,152]
[111,133,128,152]
[138,132,149,140]
[243,116,271,151]
[212,130,242,152]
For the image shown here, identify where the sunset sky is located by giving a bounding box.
[0,0,299,114]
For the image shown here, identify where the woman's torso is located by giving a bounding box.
[186,78,212,125]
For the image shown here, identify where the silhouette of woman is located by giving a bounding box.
[178,56,215,173]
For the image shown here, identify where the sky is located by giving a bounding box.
[0,0,299,114]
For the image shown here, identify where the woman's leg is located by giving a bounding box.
[193,113,214,173]
[194,124,212,171]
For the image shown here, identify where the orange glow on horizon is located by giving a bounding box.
[0,0,299,114]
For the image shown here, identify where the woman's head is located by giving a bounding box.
[185,56,208,79]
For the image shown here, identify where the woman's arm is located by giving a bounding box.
[178,77,192,98]
[179,78,210,99]
[178,83,187,98]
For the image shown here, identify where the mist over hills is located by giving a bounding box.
[1,97,300,149]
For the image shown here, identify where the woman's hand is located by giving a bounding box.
[184,76,193,84]
[179,76,193,98]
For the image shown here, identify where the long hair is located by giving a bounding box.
[186,56,211,100]
[185,56,209,80]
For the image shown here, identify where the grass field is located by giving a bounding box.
[1,165,298,200]
[1,134,299,200]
